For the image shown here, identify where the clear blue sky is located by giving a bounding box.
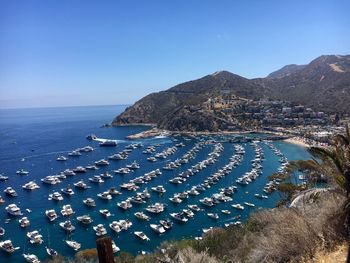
[0,0,349,108]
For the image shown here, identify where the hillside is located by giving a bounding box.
[113,55,350,131]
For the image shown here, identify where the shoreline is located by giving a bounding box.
[283,137,310,148]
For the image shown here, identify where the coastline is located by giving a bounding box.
[283,137,310,148]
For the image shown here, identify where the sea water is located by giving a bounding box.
[0,105,310,261]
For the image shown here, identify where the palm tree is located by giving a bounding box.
[289,125,350,260]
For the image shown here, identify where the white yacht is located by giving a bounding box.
[151,185,166,194]
[66,240,81,251]
[41,176,61,185]
[150,224,166,234]
[93,224,107,236]
[100,172,113,179]
[62,169,75,176]
[207,213,219,220]
[134,211,150,221]
[61,204,74,216]
[59,220,75,232]
[244,202,255,207]
[23,253,40,263]
[4,187,17,197]
[83,198,96,207]
[170,212,188,223]
[117,200,132,210]
[111,241,120,254]
[19,217,30,228]
[232,203,245,210]
[72,166,86,173]
[95,159,109,166]
[73,180,90,189]
[5,204,22,216]
[145,203,165,214]
[56,156,68,161]
[99,209,111,218]
[89,175,104,183]
[68,150,81,156]
[99,140,117,147]
[16,169,29,175]
[159,219,173,230]
[134,231,150,241]
[97,192,112,200]
[61,187,74,196]
[27,230,43,244]
[109,221,122,233]
[22,181,40,190]
[77,215,93,225]
[48,192,64,201]
[0,240,20,253]
[45,209,58,222]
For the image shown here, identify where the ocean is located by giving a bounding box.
[0,105,310,262]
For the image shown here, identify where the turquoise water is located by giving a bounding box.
[0,105,310,261]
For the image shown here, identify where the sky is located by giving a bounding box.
[0,0,349,109]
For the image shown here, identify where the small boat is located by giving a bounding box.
[145,203,165,214]
[22,181,40,190]
[99,209,111,218]
[244,202,255,207]
[46,246,58,257]
[56,156,67,161]
[42,176,61,185]
[151,185,166,194]
[182,209,194,218]
[72,166,86,173]
[134,231,150,241]
[66,240,81,251]
[99,140,117,147]
[59,220,75,232]
[0,240,20,253]
[188,204,201,212]
[73,180,90,189]
[114,168,131,174]
[19,217,30,228]
[0,196,4,204]
[100,172,113,179]
[126,161,140,170]
[117,200,132,210]
[27,230,43,244]
[45,210,58,222]
[5,203,22,216]
[95,159,109,166]
[16,169,29,175]
[0,174,9,181]
[232,204,244,210]
[61,187,74,196]
[49,192,64,201]
[61,204,74,216]
[0,227,5,236]
[89,175,104,183]
[159,219,173,230]
[86,165,98,170]
[108,187,121,195]
[170,212,188,223]
[111,241,120,253]
[77,215,93,225]
[109,221,121,233]
[97,192,112,200]
[134,212,150,221]
[4,187,17,197]
[68,150,81,156]
[83,198,96,207]
[221,210,231,215]
[93,224,107,236]
[62,169,75,176]
[23,253,40,263]
[207,213,219,220]
[86,134,96,140]
[150,224,166,234]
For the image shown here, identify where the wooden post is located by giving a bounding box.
[96,236,114,263]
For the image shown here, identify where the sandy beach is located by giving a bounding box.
[283,137,310,148]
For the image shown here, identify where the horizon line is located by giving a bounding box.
[0,104,131,111]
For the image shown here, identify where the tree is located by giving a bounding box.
[288,125,350,260]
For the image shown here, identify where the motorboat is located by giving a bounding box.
[159,219,173,230]
[99,209,111,218]
[207,213,219,220]
[73,180,90,189]
[68,150,81,156]
[4,187,17,197]
[83,198,96,207]
[108,187,121,195]
[95,159,109,166]
[126,161,140,170]
[117,200,132,210]
[45,209,58,222]
[19,217,30,228]
[41,176,61,185]
[199,198,215,207]
[0,227,5,237]
[111,241,120,253]
[66,240,81,251]
[99,140,117,147]
[151,185,166,194]
[100,172,113,179]
[182,209,194,218]
[93,224,107,236]
[48,192,64,201]
[86,165,98,170]
[61,187,74,196]
[59,220,75,232]
[16,169,29,175]
[0,240,20,253]
[22,181,40,190]
[46,246,58,257]
[145,203,165,214]
[5,204,22,216]
[169,196,182,204]
[134,231,150,241]
[221,210,231,215]
[232,204,245,210]
[72,166,86,173]
[116,220,132,231]
[150,224,166,234]
[89,175,104,183]
[77,215,93,225]
[97,192,112,200]
[0,174,8,181]
[188,204,201,212]
[56,156,67,161]
[170,212,188,223]
[62,169,75,176]
[109,221,122,233]
[114,168,131,174]
[244,202,255,207]
[61,204,74,216]
[134,212,150,221]
[27,230,43,244]
[81,146,94,152]
[23,253,40,263]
